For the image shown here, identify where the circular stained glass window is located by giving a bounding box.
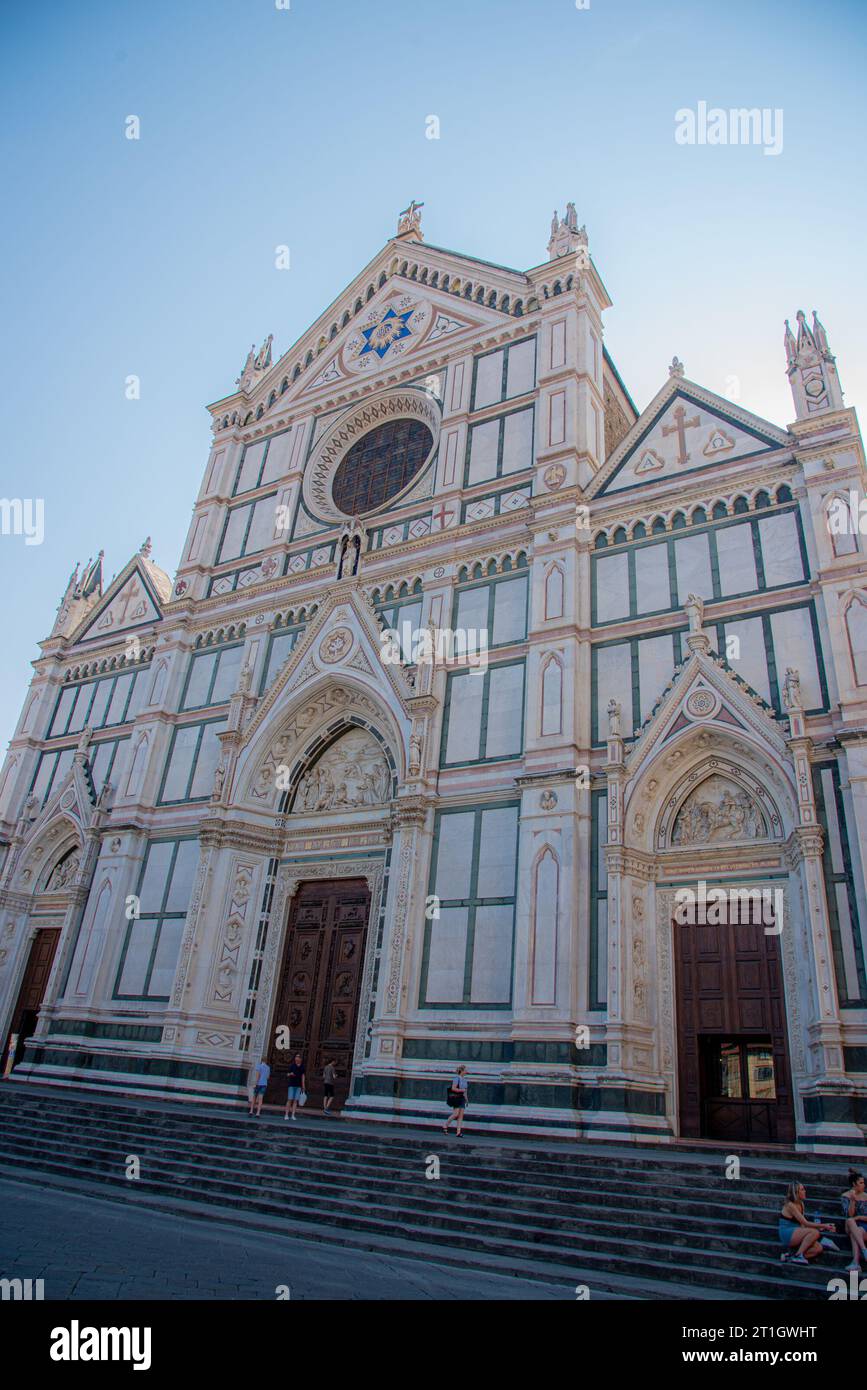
[331,417,433,516]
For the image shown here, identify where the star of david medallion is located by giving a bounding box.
[359,308,414,359]
[343,297,432,374]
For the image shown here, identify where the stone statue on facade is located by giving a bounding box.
[783,667,802,711]
[607,699,621,737]
[408,732,422,776]
[684,592,704,632]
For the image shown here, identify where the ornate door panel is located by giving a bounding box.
[4,928,59,1068]
[674,904,795,1143]
[266,879,370,1108]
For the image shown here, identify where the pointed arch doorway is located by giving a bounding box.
[264,878,372,1110]
[2,842,80,1074]
[4,928,60,1071]
[661,760,797,1144]
[674,899,795,1144]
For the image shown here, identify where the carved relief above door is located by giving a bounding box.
[291,728,391,813]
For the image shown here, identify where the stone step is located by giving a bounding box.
[0,1100,851,1215]
[0,1166,723,1302]
[0,1154,833,1301]
[0,1084,852,1300]
[0,1121,833,1243]
[0,1131,802,1263]
[0,1087,851,1190]
[0,1142,844,1298]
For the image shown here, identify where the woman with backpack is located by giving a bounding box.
[443,1065,468,1137]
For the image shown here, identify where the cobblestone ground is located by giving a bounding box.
[0,1175,568,1300]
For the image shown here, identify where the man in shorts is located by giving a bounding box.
[323,1057,337,1114]
[284,1053,306,1120]
[249,1058,270,1116]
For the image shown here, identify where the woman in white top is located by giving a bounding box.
[443,1065,468,1137]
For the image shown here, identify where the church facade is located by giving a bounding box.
[2,203,867,1152]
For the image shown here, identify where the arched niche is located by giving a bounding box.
[655,757,785,852]
[283,722,397,814]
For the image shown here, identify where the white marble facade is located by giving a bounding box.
[1,208,866,1151]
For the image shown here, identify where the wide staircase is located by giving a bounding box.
[0,1082,859,1300]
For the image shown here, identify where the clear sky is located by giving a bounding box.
[1,0,865,751]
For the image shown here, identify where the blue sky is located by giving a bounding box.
[1,0,865,750]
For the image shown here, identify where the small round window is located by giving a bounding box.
[331,417,433,516]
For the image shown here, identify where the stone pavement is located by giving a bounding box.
[0,1174,568,1300]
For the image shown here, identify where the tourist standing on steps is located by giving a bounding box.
[249,1058,270,1116]
[443,1065,468,1137]
[323,1057,337,1114]
[284,1053,306,1121]
[841,1170,867,1269]
[778,1180,835,1264]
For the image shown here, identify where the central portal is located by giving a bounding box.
[266,878,371,1110]
[674,900,795,1144]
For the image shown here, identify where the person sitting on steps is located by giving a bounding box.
[841,1169,867,1271]
[779,1180,836,1264]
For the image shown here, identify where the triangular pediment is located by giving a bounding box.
[232,584,419,811]
[241,585,416,756]
[625,642,788,776]
[210,231,535,426]
[75,560,165,644]
[22,757,96,844]
[282,283,514,410]
[592,378,791,497]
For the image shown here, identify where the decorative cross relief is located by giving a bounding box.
[662,403,701,466]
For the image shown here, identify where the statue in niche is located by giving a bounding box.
[336,517,365,580]
[672,775,767,846]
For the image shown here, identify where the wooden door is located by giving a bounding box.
[674,902,795,1143]
[266,879,370,1109]
[3,928,59,1068]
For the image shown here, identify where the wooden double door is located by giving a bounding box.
[3,928,59,1071]
[674,903,795,1143]
[265,879,370,1110]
